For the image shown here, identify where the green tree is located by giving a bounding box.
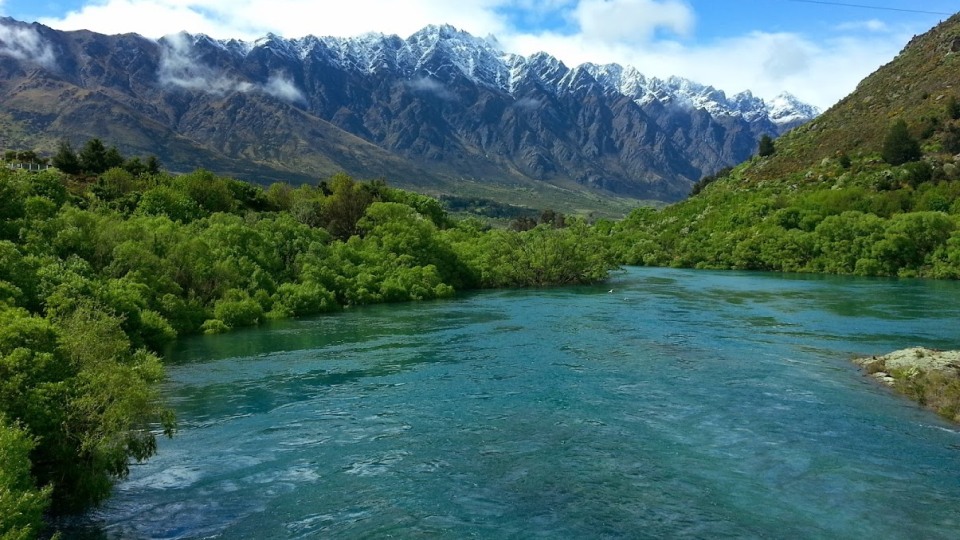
[0,417,51,540]
[78,138,110,174]
[145,155,161,175]
[882,119,922,165]
[946,95,960,120]
[104,146,125,171]
[758,134,776,157]
[51,140,81,175]
[321,173,376,240]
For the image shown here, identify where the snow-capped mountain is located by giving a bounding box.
[0,18,820,203]
[580,63,819,129]
[187,24,818,131]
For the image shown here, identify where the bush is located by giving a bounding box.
[137,186,203,223]
[882,120,922,165]
[758,134,776,157]
[270,281,338,317]
[0,418,50,540]
[212,291,264,328]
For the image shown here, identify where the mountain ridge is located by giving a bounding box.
[0,17,819,211]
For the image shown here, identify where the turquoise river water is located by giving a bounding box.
[69,267,960,538]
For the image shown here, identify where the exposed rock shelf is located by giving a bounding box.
[855,347,960,423]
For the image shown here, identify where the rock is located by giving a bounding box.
[855,348,960,424]
[869,372,896,386]
[859,347,960,373]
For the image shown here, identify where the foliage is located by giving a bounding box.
[882,120,922,166]
[50,141,80,175]
[947,95,960,121]
[0,418,50,540]
[26,137,161,180]
[610,146,960,279]
[758,134,775,157]
[0,161,619,533]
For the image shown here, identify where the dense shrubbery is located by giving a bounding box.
[609,149,960,278]
[0,153,617,536]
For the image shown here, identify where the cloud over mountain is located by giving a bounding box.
[0,18,820,206]
[22,0,941,110]
[0,19,55,67]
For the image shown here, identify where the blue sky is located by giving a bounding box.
[0,0,956,108]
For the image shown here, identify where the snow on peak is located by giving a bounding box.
[766,92,822,126]
[579,62,818,126]
[179,25,819,127]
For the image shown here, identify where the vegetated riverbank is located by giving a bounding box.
[0,152,618,539]
[855,348,960,423]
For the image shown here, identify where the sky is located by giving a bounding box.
[0,0,956,109]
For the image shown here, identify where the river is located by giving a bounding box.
[70,267,960,538]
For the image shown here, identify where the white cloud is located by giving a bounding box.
[406,76,458,101]
[513,97,542,110]
[573,0,693,44]
[263,73,306,104]
[835,19,888,33]
[0,19,56,68]
[33,0,932,110]
[39,0,511,40]
[158,33,307,103]
[158,32,244,93]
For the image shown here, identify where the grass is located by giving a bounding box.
[891,368,960,423]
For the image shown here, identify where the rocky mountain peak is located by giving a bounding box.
[0,16,822,207]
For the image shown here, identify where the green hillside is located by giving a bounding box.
[610,13,960,279]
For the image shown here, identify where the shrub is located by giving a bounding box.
[212,291,264,328]
[882,120,922,165]
[0,418,50,540]
[758,134,776,157]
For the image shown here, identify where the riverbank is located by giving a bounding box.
[855,348,960,423]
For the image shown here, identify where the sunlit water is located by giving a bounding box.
[68,267,960,538]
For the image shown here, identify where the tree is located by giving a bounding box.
[104,146,125,171]
[321,173,376,240]
[838,152,852,169]
[78,138,109,174]
[145,155,161,175]
[51,140,81,175]
[946,95,960,120]
[758,134,776,157]
[0,417,50,539]
[882,119,922,165]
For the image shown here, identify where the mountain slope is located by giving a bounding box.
[745,13,960,183]
[611,12,960,278]
[0,17,819,211]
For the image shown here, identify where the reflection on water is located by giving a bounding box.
[68,267,960,538]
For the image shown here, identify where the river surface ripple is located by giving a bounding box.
[72,267,960,538]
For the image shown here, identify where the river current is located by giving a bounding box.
[72,267,960,538]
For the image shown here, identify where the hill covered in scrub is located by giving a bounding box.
[609,13,960,279]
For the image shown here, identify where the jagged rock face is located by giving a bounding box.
[0,18,819,203]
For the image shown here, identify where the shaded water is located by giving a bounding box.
[72,267,960,538]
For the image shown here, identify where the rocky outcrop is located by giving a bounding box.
[855,347,960,383]
[854,347,960,422]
